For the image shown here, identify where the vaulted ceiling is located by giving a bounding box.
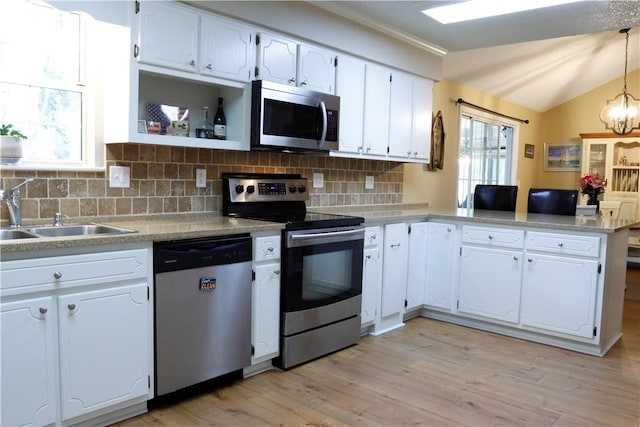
[314,1,640,112]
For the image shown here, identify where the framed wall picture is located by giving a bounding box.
[543,141,581,171]
[524,144,535,159]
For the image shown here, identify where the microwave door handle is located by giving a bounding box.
[317,101,328,144]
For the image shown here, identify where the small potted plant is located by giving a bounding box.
[0,123,27,165]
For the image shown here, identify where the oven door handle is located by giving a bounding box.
[287,228,364,247]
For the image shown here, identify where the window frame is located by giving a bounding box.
[0,2,103,172]
[457,105,520,208]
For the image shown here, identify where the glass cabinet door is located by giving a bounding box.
[584,143,607,176]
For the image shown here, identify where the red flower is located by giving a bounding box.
[579,173,605,193]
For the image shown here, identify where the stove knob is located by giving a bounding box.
[289,185,297,193]
[235,184,244,194]
[246,185,255,194]
[298,185,306,193]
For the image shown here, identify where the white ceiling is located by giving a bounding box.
[313,1,640,112]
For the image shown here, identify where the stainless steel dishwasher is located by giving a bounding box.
[153,235,252,397]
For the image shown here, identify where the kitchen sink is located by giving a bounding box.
[26,224,137,237]
[0,229,40,240]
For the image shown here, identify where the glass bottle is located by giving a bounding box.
[195,106,214,139]
[213,97,227,140]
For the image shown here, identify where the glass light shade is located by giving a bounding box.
[599,91,640,135]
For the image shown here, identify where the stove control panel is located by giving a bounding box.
[225,177,309,203]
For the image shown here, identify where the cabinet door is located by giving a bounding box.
[297,44,336,94]
[362,246,382,325]
[256,32,297,85]
[58,284,149,421]
[425,222,457,310]
[406,222,428,310]
[522,254,599,338]
[137,1,199,72]
[381,223,409,317]
[1,297,56,427]
[252,263,281,362]
[388,71,413,158]
[363,63,391,156]
[458,246,522,324]
[410,78,433,160]
[335,55,366,154]
[200,15,254,82]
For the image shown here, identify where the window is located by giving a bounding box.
[0,1,101,170]
[457,106,519,208]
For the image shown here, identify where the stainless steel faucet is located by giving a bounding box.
[0,178,34,227]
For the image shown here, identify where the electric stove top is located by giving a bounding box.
[221,173,364,230]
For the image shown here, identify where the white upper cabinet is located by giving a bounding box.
[335,54,366,154]
[137,1,199,72]
[297,44,336,93]
[256,31,336,94]
[256,32,298,85]
[200,14,255,82]
[363,63,391,156]
[388,71,433,161]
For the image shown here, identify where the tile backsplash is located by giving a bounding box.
[0,144,404,223]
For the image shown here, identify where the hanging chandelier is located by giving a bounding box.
[599,28,640,135]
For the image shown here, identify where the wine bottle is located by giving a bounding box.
[213,97,227,140]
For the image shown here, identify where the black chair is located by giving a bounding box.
[527,188,578,216]
[473,185,518,212]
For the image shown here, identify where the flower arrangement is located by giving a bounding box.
[579,173,605,205]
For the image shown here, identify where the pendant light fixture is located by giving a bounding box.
[599,28,640,135]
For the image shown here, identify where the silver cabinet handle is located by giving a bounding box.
[53,271,62,279]
[266,247,274,253]
[366,254,372,260]
[558,242,564,247]
[189,60,195,66]
[407,151,412,156]
[528,258,533,263]
[288,77,296,84]
[39,307,47,314]
[447,227,452,232]
[366,147,371,152]
[300,80,307,86]
[67,303,76,310]
[273,270,280,275]
[413,151,418,156]
[371,234,377,240]
[488,235,493,240]
[205,64,212,70]
[513,256,519,261]
[390,243,401,249]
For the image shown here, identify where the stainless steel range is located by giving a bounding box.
[222,173,364,369]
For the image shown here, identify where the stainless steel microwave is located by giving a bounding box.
[250,80,339,153]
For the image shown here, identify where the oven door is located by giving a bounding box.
[282,226,364,313]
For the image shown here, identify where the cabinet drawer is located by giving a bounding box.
[253,235,281,262]
[462,226,524,249]
[525,231,600,258]
[364,226,382,247]
[0,249,149,296]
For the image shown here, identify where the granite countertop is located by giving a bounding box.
[2,204,638,254]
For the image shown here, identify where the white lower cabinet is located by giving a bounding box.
[361,226,383,326]
[251,233,281,363]
[423,222,457,311]
[458,225,525,324]
[405,222,428,311]
[1,297,57,427]
[59,284,149,420]
[522,231,601,339]
[374,222,408,334]
[458,246,523,324]
[0,244,152,426]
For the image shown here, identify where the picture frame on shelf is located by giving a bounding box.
[544,141,581,171]
[524,144,535,159]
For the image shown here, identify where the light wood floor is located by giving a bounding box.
[115,294,640,426]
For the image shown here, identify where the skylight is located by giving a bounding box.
[422,0,585,24]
